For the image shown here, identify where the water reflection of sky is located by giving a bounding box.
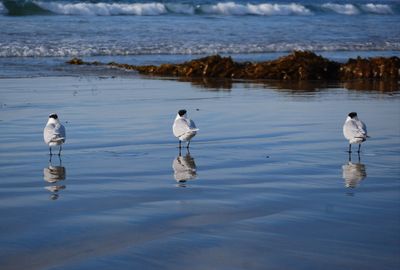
[0,77,399,270]
[175,77,400,92]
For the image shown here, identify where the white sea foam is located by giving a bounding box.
[35,2,168,16]
[322,3,360,15]
[253,3,312,16]
[31,1,313,16]
[1,41,399,57]
[200,2,247,15]
[200,2,312,16]
[2,2,395,16]
[361,4,393,14]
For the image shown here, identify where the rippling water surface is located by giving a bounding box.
[0,76,399,269]
[1,0,399,78]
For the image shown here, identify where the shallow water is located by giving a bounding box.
[0,76,399,270]
[1,0,399,79]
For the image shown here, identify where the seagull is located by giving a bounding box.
[343,112,368,153]
[173,109,199,148]
[44,113,66,155]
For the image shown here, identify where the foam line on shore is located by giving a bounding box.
[1,42,399,58]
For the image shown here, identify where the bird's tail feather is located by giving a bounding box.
[51,137,65,142]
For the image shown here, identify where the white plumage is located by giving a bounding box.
[44,113,66,155]
[173,109,199,148]
[343,112,368,153]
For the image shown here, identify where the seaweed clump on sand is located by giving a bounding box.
[234,51,340,80]
[340,56,400,80]
[135,54,241,78]
[67,51,400,81]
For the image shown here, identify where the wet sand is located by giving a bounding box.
[0,76,399,270]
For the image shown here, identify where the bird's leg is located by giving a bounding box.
[179,140,181,149]
[49,147,52,156]
[348,152,352,162]
[357,144,361,154]
[187,141,190,149]
[58,145,62,156]
[357,151,361,163]
[348,144,352,153]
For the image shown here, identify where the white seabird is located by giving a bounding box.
[343,112,368,153]
[173,109,199,148]
[44,113,66,155]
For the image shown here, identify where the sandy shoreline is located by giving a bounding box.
[1,0,399,266]
[0,76,399,270]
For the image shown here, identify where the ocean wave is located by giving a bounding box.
[1,1,396,16]
[37,2,168,16]
[321,3,360,15]
[198,2,312,16]
[0,2,5,14]
[361,3,394,14]
[1,42,399,57]
[321,3,394,15]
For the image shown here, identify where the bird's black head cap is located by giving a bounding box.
[178,109,187,116]
[348,112,357,118]
[49,113,58,119]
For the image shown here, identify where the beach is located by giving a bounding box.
[1,0,400,269]
[0,76,399,269]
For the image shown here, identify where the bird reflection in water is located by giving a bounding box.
[342,153,367,189]
[173,149,197,187]
[43,155,66,200]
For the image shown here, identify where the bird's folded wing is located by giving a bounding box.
[173,118,191,137]
[56,124,66,140]
[50,137,65,142]
[44,126,57,143]
[44,124,66,143]
[346,121,367,138]
[357,121,367,136]
[189,119,199,131]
